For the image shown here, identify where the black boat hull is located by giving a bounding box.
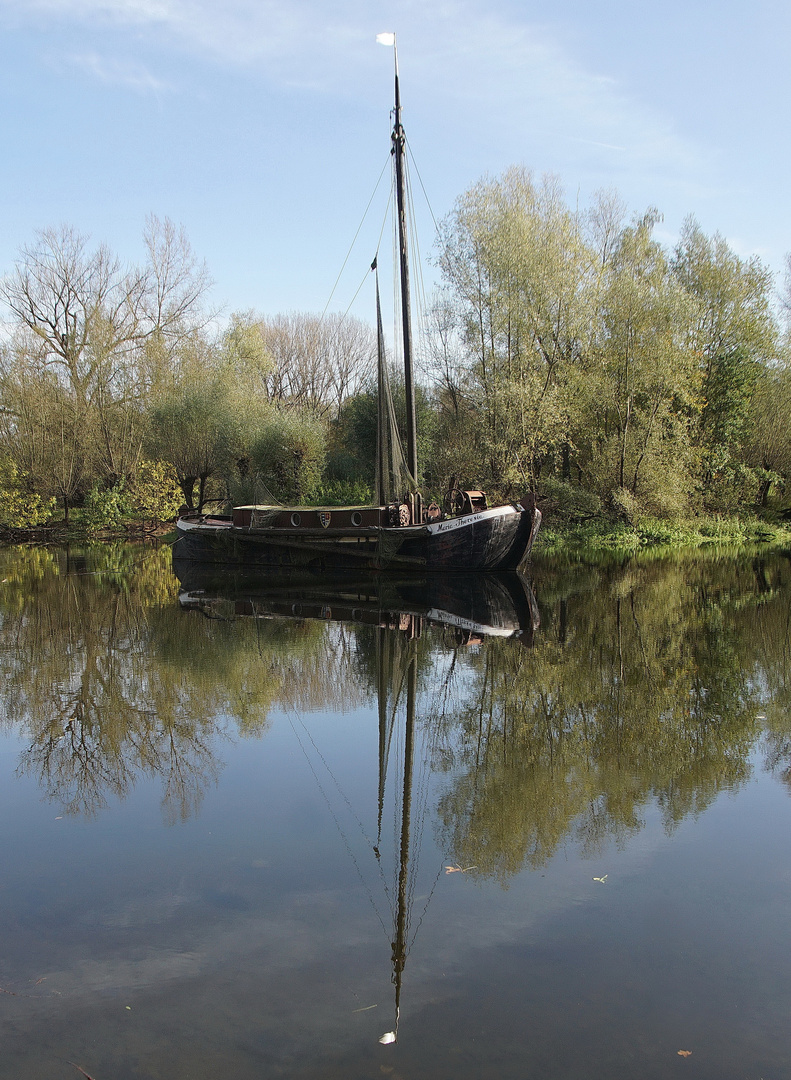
[174,504,541,573]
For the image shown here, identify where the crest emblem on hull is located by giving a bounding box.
[319,511,332,529]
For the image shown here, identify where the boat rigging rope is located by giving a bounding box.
[340,191,393,324]
[321,152,392,323]
[284,701,395,941]
[406,137,440,235]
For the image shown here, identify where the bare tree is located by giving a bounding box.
[0,220,213,490]
[255,312,375,419]
[0,225,145,406]
[141,214,214,349]
[0,220,212,404]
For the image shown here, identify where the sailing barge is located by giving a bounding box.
[175,40,541,573]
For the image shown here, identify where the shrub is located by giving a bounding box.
[82,481,131,531]
[310,478,374,506]
[609,486,640,525]
[128,459,183,520]
[540,478,602,523]
[251,412,327,504]
[0,459,56,527]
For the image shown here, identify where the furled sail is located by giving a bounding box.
[374,264,416,507]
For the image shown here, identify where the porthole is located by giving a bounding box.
[291,512,301,527]
[351,511,363,526]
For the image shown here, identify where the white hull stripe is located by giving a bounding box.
[425,505,520,536]
[178,503,521,537]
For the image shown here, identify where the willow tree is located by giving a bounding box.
[435,167,599,494]
[672,219,777,506]
[575,211,699,516]
[146,373,240,513]
[744,363,791,505]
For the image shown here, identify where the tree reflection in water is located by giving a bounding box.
[0,544,344,821]
[0,543,789,884]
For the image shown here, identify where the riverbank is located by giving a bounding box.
[3,511,791,562]
[0,518,171,546]
[535,514,791,558]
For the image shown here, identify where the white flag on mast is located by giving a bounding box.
[376,32,395,46]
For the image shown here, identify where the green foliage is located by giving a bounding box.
[609,485,640,525]
[537,514,789,556]
[0,458,56,527]
[332,380,437,494]
[82,480,131,531]
[540,478,602,523]
[146,374,240,511]
[309,478,374,506]
[436,167,591,491]
[672,219,777,503]
[576,212,700,506]
[0,197,786,527]
[434,177,781,519]
[251,411,327,504]
[128,459,183,520]
[744,364,791,505]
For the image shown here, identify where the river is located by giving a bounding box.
[0,542,789,1079]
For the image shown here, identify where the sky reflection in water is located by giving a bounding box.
[0,544,789,1079]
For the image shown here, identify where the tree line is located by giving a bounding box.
[1,173,790,529]
[431,170,791,522]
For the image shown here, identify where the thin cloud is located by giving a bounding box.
[0,0,705,179]
[0,0,175,22]
[574,139,629,153]
[67,51,170,92]
[726,236,773,262]
[406,9,704,178]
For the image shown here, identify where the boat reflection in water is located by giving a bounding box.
[173,556,539,1042]
[173,559,540,647]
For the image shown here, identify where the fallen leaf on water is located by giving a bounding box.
[677,1050,692,1057]
[379,1031,397,1044]
[445,864,477,874]
[352,1004,378,1013]
[593,875,608,883]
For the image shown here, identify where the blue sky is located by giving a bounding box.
[1,0,789,324]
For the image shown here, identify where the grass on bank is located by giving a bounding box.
[531,478,791,557]
[535,515,791,557]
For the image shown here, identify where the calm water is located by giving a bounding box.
[0,543,790,1079]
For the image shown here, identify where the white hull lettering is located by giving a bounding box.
[426,506,518,536]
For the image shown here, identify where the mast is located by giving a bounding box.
[391,43,419,493]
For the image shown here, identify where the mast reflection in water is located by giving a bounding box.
[173,559,541,1043]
